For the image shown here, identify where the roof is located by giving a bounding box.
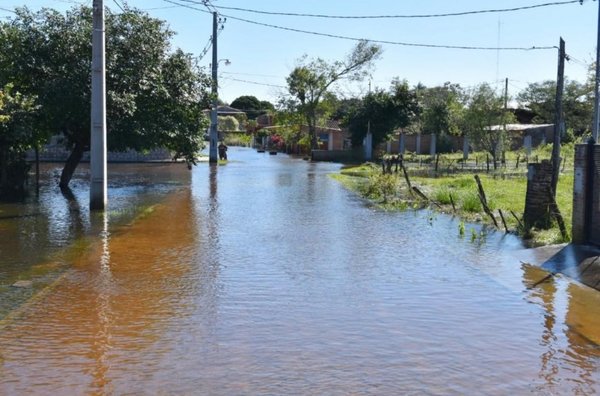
[217,105,245,115]
[487,123,554,131]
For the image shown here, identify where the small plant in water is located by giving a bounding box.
[458,221,465,237]
[470,228,477,242]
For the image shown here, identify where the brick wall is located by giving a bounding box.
[524,160,554,229]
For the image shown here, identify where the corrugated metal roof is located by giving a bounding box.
[487,123,553,131]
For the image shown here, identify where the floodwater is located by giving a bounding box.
[1,147,600,395]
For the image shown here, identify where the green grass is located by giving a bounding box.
[335,161,574,246]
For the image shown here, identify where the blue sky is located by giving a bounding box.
[1,0,598,105]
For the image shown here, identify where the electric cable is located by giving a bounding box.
[192,0,584,19]
[162,0,556,51]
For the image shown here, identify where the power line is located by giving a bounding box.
[199,0,584,19]
[222,71,283,78]
[0,7,16,14]
[162,0,556,51]
[163,0,211,15]
[222,13,556,51]
[220,76,287,89]
[112,0,126,13]
[142,5,179,11]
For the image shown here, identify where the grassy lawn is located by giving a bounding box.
[334,162,573,246]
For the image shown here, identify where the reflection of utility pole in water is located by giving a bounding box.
[209,165,218,203]
[206,164,222,270]
[91,210,113,390]
[523,267,572,391]
[564,283,600,391]
[90,0,107,210]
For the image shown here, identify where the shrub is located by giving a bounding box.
[461,192,482,212]
[451,176,475,189]
[434,187,453,205]
[361,173,399,203]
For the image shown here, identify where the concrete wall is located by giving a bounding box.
[572,143,600,245]
[384,134,465,154]
[311,148,364,163]
[27,143,173,163]
[572,144,588,243]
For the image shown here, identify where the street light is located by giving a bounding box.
[209,57,231,163]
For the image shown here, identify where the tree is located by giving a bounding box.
[259,100,275,113]
[0,84,38,199]
[218,115,240,132]
[0,5,211,189]
[463,83,514,169]
[418,83,465,154]
[272,100,308,152]
[230,95,268,120]
[344,79,419,148]
[285,40,382,149]
[331,97,362,121]
[517,79,592,137]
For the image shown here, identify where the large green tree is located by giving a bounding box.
[463,83,514,169]
[418,82,465,154]
[516,79,592,136]
[230,95,273,120]
[0,5,211,189]
[0,84,38,199]
[420,83,464,136]
[285,40,382,149]
[345,79,419,148]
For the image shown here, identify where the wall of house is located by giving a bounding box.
[331,132,344,150]
[507,125,554,150]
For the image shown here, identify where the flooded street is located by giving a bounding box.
[1,147,600,394]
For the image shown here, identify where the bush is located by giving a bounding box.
[361,172,399,203]
[450,176,475,189]
[434,187,453,205]
[461,192,482,212]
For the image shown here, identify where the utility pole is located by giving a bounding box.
[209,12,219,163]
[90,0,107,210]
[500,77,508,168]
[365,80,373,160]
[551,37,565,196]
[593,1,600,142]
[503,78,508,111]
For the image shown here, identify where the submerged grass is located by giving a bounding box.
[336,163,574,246]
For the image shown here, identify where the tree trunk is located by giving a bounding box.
[309,124,318,150]
[59,141,85,189]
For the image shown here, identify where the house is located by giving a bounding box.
[300,120,347,151]
[488,124,554,150]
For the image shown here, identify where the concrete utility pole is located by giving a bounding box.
[90,0,107,210]
[209,12,219,163]
[365,79,373,160]
[551,37,565,196]
[593,1,600,142]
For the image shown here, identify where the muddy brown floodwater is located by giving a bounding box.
[1,147,600,395]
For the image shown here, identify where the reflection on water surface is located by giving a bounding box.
[0,148,599,394]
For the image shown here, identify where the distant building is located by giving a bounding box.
[300,120,347,151]
[488,124,554,149]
